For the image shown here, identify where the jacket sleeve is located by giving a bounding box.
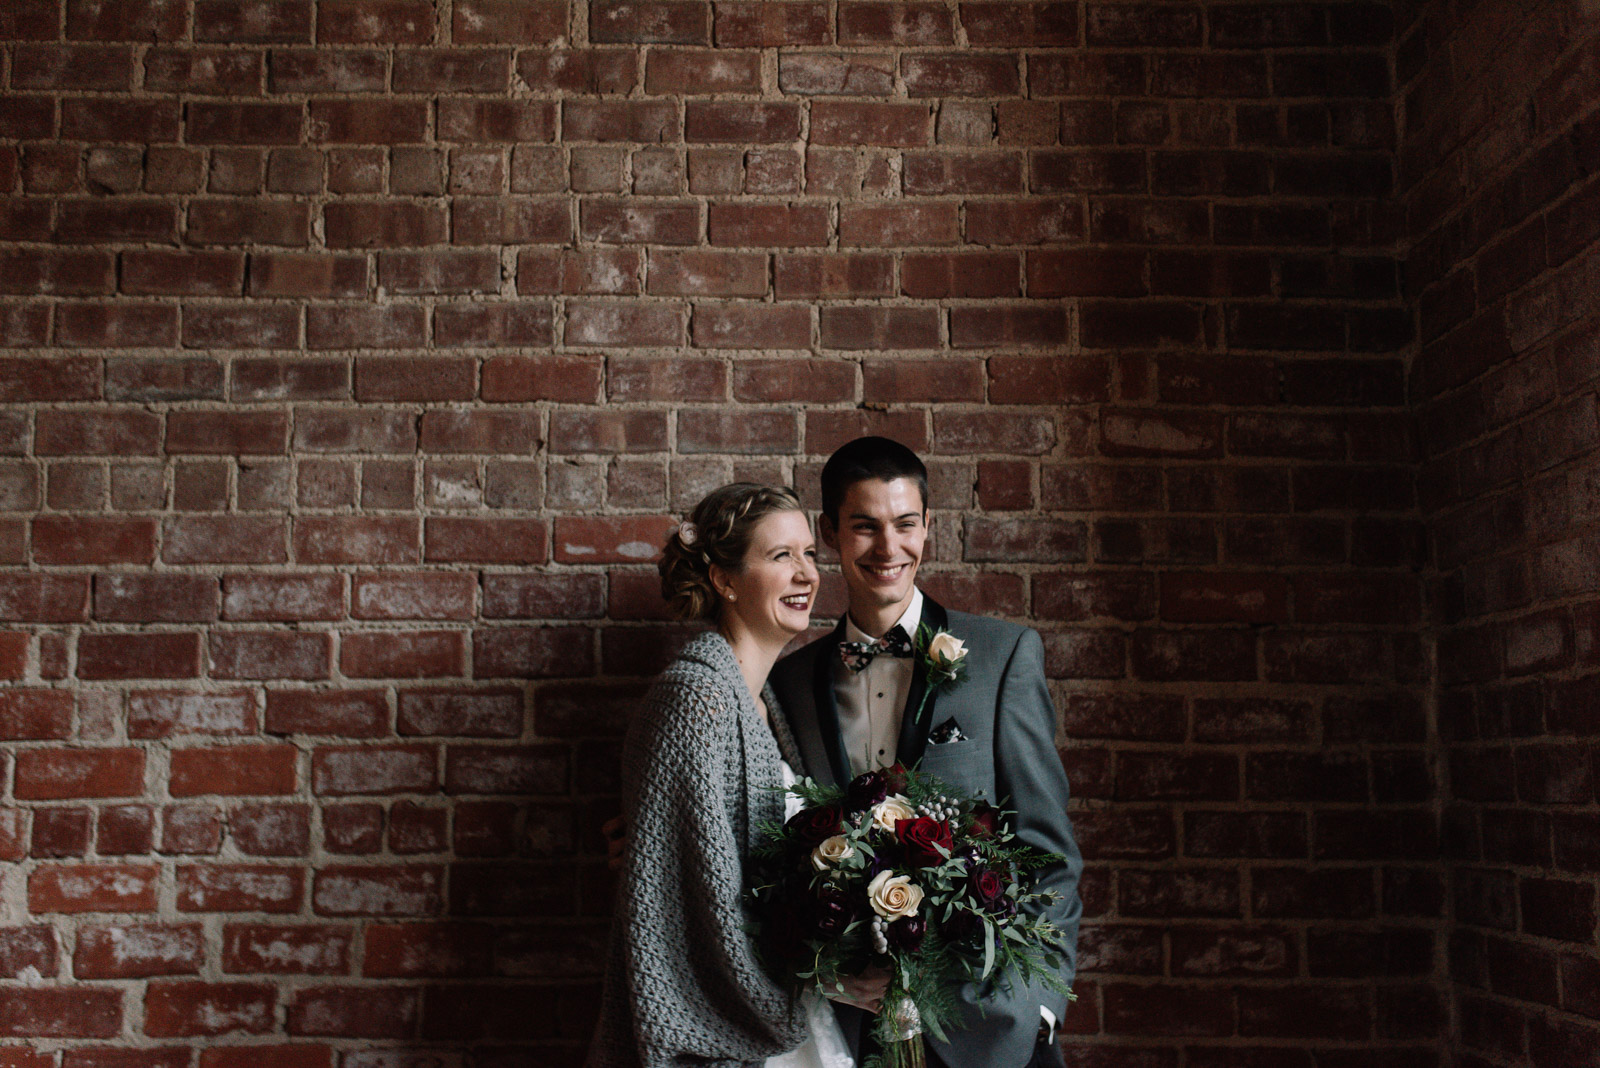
[940,626,1082,1067]
[613,675,805,1067]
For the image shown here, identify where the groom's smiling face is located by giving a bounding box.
[822,476,927,634]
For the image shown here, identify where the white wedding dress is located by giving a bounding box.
[766,760,856,1068]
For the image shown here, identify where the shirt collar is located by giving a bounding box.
[843,588,923,645]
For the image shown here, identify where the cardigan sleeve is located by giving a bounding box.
[611,671,806,1068]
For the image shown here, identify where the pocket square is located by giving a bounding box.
[929,717,968,745]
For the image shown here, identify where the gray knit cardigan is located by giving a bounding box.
[586,631,811,1068]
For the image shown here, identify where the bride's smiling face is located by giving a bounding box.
[713,510,819,641]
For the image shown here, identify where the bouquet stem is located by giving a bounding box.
[882,996,925,1068]
[883,1036,925,1068]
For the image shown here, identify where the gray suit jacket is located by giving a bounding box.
[769,595,1082,1068]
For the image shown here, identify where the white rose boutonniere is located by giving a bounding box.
[926,631,966,673]
[910,624,971,727]
[866,870,924,920]
[810,834,854,871]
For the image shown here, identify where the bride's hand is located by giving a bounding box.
[826,966,891,1014]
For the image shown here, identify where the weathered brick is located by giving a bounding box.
[716,2,828,45]
[74,924,205,979]
[710,203,830,247]
[78,632,203,680]
[961,2,1078,45]
[904,54,1021,97]
[170,745,298,796]
[779,52,894,96]
[13,44,137,90]
[812,102,934,147]
[144,980,275,1037]
[16,749,144,801]
[269,49,386,92]
[340,632,467,679]
[443,2,560,45]
[222,924,353,975]
[95,575,219,626]
[839,2,952,44]
[25,809,85,858]
[516,49,637,92]
[324,202,447,249]
[0,689,75,739]
[288,985,418,1038]
[30,864,158,914]
[312,864,443,916]
[517,249,640,296]
[397,687,523,737]
[691,304,810,349]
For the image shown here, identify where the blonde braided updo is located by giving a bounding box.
[658,482,805,623]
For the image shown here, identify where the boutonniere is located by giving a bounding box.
[911,623,969,726]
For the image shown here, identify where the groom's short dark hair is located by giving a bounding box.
[820,436,929,523]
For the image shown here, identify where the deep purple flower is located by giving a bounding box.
[941,908,982,945]
[864,850,891,880]
[786,804,845,846]
[811,884,853,937]
[886,916,926,953]
[846,770,889,811]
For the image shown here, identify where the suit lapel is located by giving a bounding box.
[895,596,949,768]
[811,619,850,787]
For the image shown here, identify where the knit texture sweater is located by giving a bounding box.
[587,631,811,1068]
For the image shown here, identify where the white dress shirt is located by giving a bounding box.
[833,589,923,779]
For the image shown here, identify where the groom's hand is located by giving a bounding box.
[827,966,891,1014]
[601,815,627,870]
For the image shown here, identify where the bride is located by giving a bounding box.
[586,483,875,1068]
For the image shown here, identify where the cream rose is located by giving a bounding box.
[867,870,924,920]
[871,794,915,832]
[927,631,967,666]
[810,834,854,871]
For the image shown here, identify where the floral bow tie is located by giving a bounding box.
[838,625,914,673]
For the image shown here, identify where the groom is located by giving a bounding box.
[770,436,1082,1068]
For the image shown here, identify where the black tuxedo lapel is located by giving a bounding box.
[896,596,949,768]
[811,619,850,787]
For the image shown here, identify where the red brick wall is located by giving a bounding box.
[1401,0,1600,1064]
[0,1,1447,1064]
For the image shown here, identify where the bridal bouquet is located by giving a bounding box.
[748,764,1073,1068]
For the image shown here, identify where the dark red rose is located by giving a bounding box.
[896,816,954,868]
[941,908,982,945]
[846,771,889,811]
[968,802,1002,840]
[886,916,926,953]
[969,866,1005,909]
[786,804,844,846]
[882,762,910,793]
